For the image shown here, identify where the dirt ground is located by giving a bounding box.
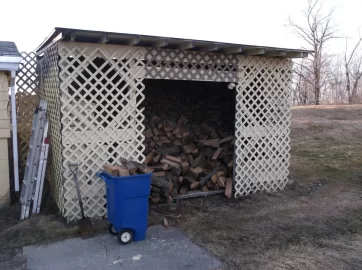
[1,104,362,270]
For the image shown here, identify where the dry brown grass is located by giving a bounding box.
[1,104,362,270]
[173,104,362,270]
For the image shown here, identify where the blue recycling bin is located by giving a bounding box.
[96,171,152,244]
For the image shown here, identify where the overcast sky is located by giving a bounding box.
[1,0,361,54]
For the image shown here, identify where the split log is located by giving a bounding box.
[163,120,174,132]
[167,196,174,204]
[171,187,178,198]
[199,139,220,148]
[144,150,155,165]
[144,128,153,138]
[120,160,137,175]
[152,127,160,136]
[159,135,169,141]
[152,163,169,171]
[211,174,218,184]
[173,139,182,146]
[153,154,161,164]
[181,161,190,174]
[157,122,163,130]
[200,123,217,138]
[149,141,156,148]
[213,184,220,191]
[190,181,200,190]
[164,155,182,163]
[151,116,161,124]
[204,148,213,159]
[103,164,130,177]
[123,160,153,174]
[215,171,224,177]
[211,148,223,160]
[191,153,206,168]
[220,135,233,144]
[156,146,181,156]
[160,138,171,144]
[217,176,226,188]
[190,167,203,179]
[151,186,161,193]
[206,181,214,189]
[153,171,166,177]
[183,171,198,184]
[179,183,190,195]
[103,164,119,176]
[201,185,209,192]
[225,178,232,198]
[221,154,232,167]
[161,158,181,168]
[199,169,217,186]
[149,195,160,203]
[169,167,182,177]
[152,176,173,197]
[172,127,181,135]
[114,165,131,176]
[183,143,198,154]
[178,176,184,185]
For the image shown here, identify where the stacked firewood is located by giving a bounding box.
[141,84,236,203]
[143,119,234,202]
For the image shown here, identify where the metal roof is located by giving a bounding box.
[0,41,20,57]
[36,27,312,58]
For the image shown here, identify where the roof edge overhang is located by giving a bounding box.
[36,27,313,59]
[0,56,22,71]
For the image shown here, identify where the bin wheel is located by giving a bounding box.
[108,224,118,236]
[117,229,133,245]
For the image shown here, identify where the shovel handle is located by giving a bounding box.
[68,163,85,218]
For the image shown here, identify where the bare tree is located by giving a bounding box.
[289,0,338,105]
[328,59,347,104]
[344,33,362,104]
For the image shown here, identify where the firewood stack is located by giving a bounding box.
[141,84,236,202]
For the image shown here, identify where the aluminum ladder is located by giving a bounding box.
[32,119,49,214]
[20,100,48,220]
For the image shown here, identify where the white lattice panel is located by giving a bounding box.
[38,44,64,210]
[15,52,39,173]
[234,56,292,197]
[145,48,238,82]
[58,42,146,220]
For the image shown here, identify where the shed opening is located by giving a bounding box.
[142,79,236,201]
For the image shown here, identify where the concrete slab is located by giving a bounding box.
[23,225,222,270]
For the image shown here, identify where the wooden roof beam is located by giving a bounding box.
[285,52,309,58]
[127,36,140,46]
[200,44,220,52]
[178,42,194,50]
[153,39,168,48]
[70,32,76,42]
[222,46,243,54]
[266,50,287,57]
[99,34,109,44]
[244,48,266,56]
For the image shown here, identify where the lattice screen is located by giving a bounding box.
[58,42,146,220]
[38,44,64,210]
[37,41,293,220]
[144,48,238,82]
[15,52,39,174]
[234,56,292,197]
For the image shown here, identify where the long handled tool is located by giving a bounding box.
[68,163,94,239]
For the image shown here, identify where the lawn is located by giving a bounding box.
[1,105,362,270]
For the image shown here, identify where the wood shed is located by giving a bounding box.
[36,27,309,221]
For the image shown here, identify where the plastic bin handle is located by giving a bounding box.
[96,172,109,184]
